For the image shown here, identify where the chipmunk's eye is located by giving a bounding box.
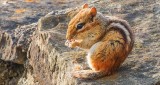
[76,23,85,30]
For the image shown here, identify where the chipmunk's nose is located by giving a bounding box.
[66,34,72,40]
[66,36,71,40]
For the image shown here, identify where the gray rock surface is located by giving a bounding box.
[0,23,37,64]
[0,0,160,85]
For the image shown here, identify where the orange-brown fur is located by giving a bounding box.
[65,4,134,79]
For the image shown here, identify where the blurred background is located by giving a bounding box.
[0,0,88,30]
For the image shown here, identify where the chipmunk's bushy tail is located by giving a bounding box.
[72,70,110,80]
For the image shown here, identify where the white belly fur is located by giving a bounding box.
[86,42,102,71]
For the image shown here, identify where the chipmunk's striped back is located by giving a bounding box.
[94,13,134,52]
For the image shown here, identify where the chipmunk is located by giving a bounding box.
[65,4,134,79]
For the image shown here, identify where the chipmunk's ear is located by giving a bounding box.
[82,3,88,9]
[90,7,97,17]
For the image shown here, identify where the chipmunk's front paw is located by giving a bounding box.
[65,40,70,47]
[65,40,79,48]
[65,40,74,48]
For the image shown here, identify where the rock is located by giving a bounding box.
[18,9,78,85]
[153,4,160,14]
[38,8,81,30]
[38,10,67,30]
[0,23,37,64]
[0,59,24,85]
[0,0,160,85]
[0,0,88,30]
[0,20,18,30]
